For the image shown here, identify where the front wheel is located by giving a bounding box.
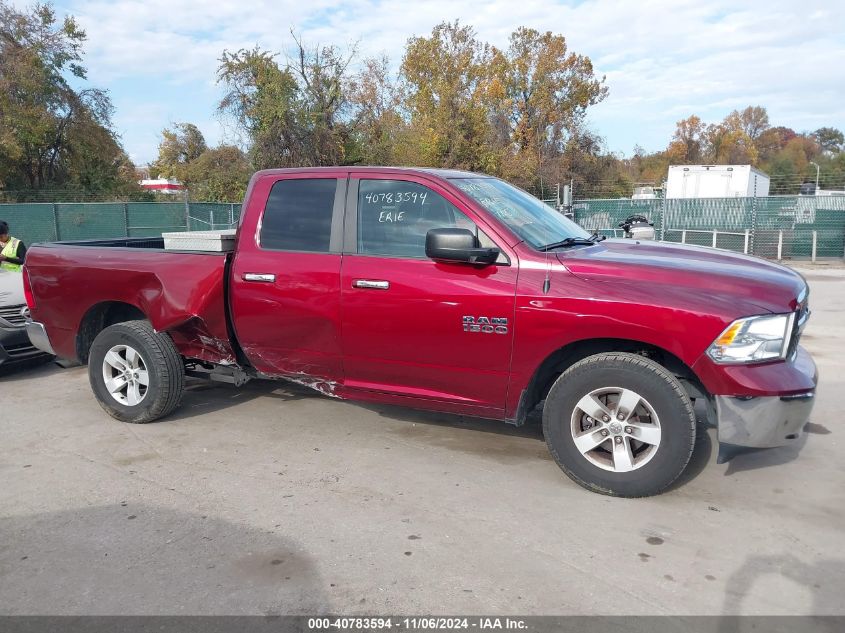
[88,320,185,423]
[543,352,696,497]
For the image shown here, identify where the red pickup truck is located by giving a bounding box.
[23,167,816,496]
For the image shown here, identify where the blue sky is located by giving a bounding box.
[28,0,845,165]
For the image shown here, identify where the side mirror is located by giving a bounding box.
[425,228,500,265]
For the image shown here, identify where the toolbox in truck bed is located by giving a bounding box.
[162,229,237,252]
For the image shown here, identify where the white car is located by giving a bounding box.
[0,270,48,366]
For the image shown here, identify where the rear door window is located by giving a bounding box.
[260,178,337,252]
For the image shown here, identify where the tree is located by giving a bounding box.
[756,126,796,162]
[217,47,306,169]
[148,120,250,201]
[666,116,706,163]
[397,22,607,187]
[348,55,406,165]
[813,127,844,153]
[400,21,494,170]
[63,107,133,193]
[779,136,818,173]
[724,106,769,141]
[149,123,207,179]
[704,123,758,164]
[0,1,142,197]
[217,37,357,169]
[763,135,819,193]
[474,27,610,187]
[589,105,845,195]
[290,33,356,165]
[625,145,670,185]
[564,130,632,198]
[213,23,607,189]
[501,27,607,158]
[181,145,251,202]
[1,1,86,188]
[666,109,761,166]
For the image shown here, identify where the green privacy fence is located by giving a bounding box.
[2,196,843,260]
[573,195,845,259]
[0,201,242,245]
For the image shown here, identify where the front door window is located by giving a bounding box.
[357,179,479,258]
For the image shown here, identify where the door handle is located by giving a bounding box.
[353,279,390,290]
[243,273,276,282]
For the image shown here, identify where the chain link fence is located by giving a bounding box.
[1,196,843,261]
[572,195,845,260]
[0,202,242,245]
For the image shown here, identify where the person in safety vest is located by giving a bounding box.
[0,221,26,272]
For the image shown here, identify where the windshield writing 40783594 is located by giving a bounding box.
[364,191,428,205]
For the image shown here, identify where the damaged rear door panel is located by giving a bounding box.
[228,173,346,391]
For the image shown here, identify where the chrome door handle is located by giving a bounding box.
[243,273,276,282]
[353,279,390,290]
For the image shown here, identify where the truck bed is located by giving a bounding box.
[57,237,168,248]
[25,239,238,366]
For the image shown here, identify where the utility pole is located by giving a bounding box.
[810,161,820,192]
[561,180,574,219]
[183,188,190,230]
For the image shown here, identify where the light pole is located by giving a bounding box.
[810,161,820,192]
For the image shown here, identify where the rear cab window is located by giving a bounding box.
[260,178,338,252]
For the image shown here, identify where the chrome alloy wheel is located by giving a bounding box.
[570,387,662,472]
[101,344,149,406]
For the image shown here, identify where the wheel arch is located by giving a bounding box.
[510,337,710,425]
[76,301,147,364]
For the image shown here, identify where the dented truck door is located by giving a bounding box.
[339,173,518,414]
[229,173,346,390]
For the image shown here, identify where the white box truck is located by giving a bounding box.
[666,165,770,198]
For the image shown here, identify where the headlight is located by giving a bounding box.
[707,313,795,364]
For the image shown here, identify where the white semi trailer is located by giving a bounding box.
[666,165,770,198]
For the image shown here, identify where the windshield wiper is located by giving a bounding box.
[538,233,606,252]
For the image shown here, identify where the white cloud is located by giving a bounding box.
[47,0,845,160]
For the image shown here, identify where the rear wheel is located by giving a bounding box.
[88,320,184,423]
[542,352,696,497]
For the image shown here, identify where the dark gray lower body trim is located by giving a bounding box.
[716,392,815,447]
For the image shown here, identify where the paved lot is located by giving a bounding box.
[1,264,844,616]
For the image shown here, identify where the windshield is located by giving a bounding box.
[452,177,590,248]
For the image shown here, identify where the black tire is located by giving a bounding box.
[87,320,184,423]
[542,352,696,497]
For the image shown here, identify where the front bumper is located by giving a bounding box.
[715,346,817,448]
[24,320,56,356]
[716,392,815,447]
